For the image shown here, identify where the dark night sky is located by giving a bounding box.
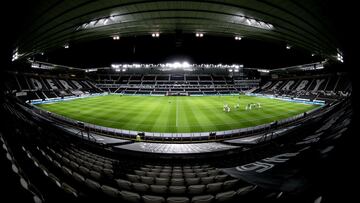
[39,34,322,69]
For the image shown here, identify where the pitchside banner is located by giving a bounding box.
[222,147,315,193]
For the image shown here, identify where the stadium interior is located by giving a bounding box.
[0,1,358,203]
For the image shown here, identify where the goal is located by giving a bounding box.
[166,92,189,96]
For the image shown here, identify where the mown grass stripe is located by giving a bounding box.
[37,95,319,133]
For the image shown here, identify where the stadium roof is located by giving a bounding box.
[13,0,341,61]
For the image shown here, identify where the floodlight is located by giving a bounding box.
[235,36,242,40]
[195,33,203,37]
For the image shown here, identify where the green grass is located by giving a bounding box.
[36,95,319,133]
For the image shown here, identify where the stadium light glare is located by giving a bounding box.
[111,64,121,68]
[196,33,204,37]
[257,69,269,73]
[12,48,20,61]
[286,45,291,49]
[336,50,344,63]
[152,32,160,37]
[182,61,190,68]
[235,36,242,40]
[64,44,69,49]
[85,68,97,72]
[316,65,324,70]
[173,62,181,68]
[112,35,120,40]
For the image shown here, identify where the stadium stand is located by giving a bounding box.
[0,77,353,202]
[256,73,351,102]
[92,72,256,96]
[3,71,103,102]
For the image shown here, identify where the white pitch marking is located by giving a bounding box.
[176,97,179,127]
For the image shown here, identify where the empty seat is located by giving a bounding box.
[222,179,239,191]
[61,166,72,177]
[214,175,227,182]
[206,182,223,194]
[142,195,165,203]
[150,185,168,194]
[116,179,132,190]
[79,166,90,175]
[191,195,214,203]
[215,191,236,202]
[85,178,101,192]
[141,176,155,185]
[102,168,114,179]
[155,177,169,185]
[173,169,182,173]
[72,172,85,184]
[169,186,187,195]
[61,157,70,165]
[101,185,119,198]
[132,183,149,193]
[167,196,190,203]
[103,163,113,169]
[236,185,257,196]
[92,165,103,172]
[161,169,172,173]
[197,172,208,178]
[48,173,61,188]
[201,177,214,185]
[147,172,159,177]
[69,161,79,169]
[172,173,183,178]
[183,169,193,173]
[188,185,206,195]
[208,170,220,176]
[83,161,93,169]
[171,178,185,186]
[159,173,171,178]
[90,170,102,182]
[184,173,196,178]
[53,160,61,169]
[127,174,140,183]
[134,170,146,176]
[61,183,78,198]
[186,178,200,185]
[120,190,141,203]
[151,169,161,173]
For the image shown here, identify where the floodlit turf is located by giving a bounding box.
[37,95,319,133]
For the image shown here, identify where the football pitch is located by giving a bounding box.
[37,95,319,133]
